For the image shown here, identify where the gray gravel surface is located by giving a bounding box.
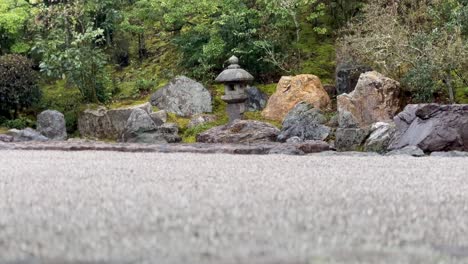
[0,150,468,264]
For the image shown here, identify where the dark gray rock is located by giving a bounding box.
[246,86,268,112]
[121,109,181,144]
[37,110,67,140]
[386,146,425,157]
[364,122,396,153]
[157,123,182,143]
[336,63,372,95]
[323,84,337,98]
[7,128,49,142]
[335,127,370,152]
[277,102,331,142]
[150,76,212,117]
[431,151,468,157]
[188,114,218,128]
[0,134,13,142]
[388,104,468,152]
[196,120,279,144]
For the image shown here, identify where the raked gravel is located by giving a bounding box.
[0,150,468,264]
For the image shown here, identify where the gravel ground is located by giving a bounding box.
[0,150,468,264]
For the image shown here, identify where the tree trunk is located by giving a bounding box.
[445,72,455,104]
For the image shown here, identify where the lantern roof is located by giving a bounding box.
[215,56,254,83]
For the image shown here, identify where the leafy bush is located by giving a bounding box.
[2,117,35,130]
[135,79,157,94]
[0,54,40,118]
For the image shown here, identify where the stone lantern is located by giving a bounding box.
[215,56,254,123]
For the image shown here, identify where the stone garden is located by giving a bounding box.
[1,56,467,157]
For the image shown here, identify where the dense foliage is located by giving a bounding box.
[339,0,468,103]
[0,54,40,118]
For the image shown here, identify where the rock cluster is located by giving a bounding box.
[4,110,68,143]
[389,104,468,152]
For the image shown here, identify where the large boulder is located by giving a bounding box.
[197,120,280,144]
[7,128,49,142]
[246,86,268,112]
[336,63,372,95]
[121,108,181,144]
[364,122,396,153]
[262,75,331,121]
[78,103,152,139]
[150,76,212,117]
[388,104,468,152]
[277,102,331,142]
[37,110,67,140]
[338,71,401,128]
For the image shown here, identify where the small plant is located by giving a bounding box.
[130,79,157,98]
[3,117,35,130]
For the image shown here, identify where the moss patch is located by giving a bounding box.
[243,111,282,128]
[455,87,468,104]
[0,127,8,134]
[256,83,277,96]
[108,96,151,109]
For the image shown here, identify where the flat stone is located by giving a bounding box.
[386,146,425,157]
[0,134,13,142]
[196,120,279,144]
[430,151,468,157]
[0,141,331,156]
[7,128,49,142]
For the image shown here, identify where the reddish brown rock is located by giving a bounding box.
[262,75,331,121]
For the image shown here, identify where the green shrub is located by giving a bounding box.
[0,54,41,118]
[2,117,35,130]
[135,79,157,95]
